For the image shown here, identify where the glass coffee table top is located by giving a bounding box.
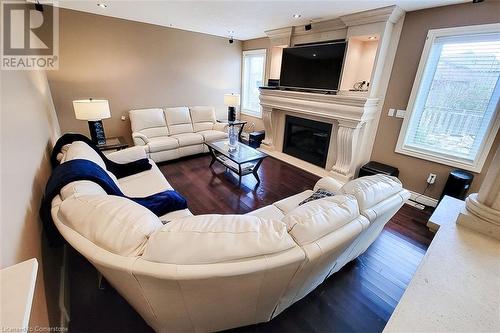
[206,140,267,164]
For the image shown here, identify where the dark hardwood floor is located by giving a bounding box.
[68,154,434,333]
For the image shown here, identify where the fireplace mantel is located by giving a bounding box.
[259,88,380,182]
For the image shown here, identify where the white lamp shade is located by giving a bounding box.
[73,99,111,121]
[224,94,240,106]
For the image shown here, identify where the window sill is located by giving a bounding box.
[395,145,483,173]
[241,110,262,119]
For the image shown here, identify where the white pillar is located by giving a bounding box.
[457,145,500,240]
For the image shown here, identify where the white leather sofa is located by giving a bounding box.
[129,106,228,163]
[51,140,410,333]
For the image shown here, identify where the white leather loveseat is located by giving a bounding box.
[129,106,228,163]
[51,140,410,332]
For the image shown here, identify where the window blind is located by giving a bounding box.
[404,32,500,164]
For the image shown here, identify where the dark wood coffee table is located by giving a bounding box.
[205,140,267,185]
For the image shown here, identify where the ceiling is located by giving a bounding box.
[56,0,469,41]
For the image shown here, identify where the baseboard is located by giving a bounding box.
[408,190,438,208]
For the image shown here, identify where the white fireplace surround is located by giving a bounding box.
[258,5,405,183]
[259,89,379,182]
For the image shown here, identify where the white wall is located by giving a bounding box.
[1,70,62,328]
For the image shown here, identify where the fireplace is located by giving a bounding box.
[283,115,332,168]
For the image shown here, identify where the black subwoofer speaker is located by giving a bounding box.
[439,169,473,202]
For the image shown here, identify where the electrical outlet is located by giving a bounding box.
[388,108,395,117]
[121,115,126,121]
[427,173,437,184]
[396,109,406,118]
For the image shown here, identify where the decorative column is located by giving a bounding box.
[457,145,500,240]
[260,106,275,151]
[330,120,364,182]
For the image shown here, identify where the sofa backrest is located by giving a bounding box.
[340,174,405,216]
[58,193,163,256]
[142,214,297,264]
[282,195,361,245]
[129,108,169,138]
[189,106,217,132]
[163,107,194,135]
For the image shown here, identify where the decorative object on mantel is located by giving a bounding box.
[73,98,111,145]
[224,93,240,122]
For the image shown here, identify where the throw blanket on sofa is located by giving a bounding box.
[40,159,188,246]
[50,133,152,178]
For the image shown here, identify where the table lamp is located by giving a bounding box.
[73,99,111,145]
[224,93,240,122]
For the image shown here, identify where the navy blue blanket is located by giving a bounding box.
[40,159,187,246]
[51,133,151,178]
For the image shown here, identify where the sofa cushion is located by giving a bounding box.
[274,190,314,214]
[198,130,227,142]
[190,106,217,132]
[142,215,296,264]
[58,194,163,256]
[129,108,169,138]
[164,107,194,135]
[282,195,360,245]
[171,133,204,146]
[341,175,403,211]
[148,136,179,153]
[118,161,173,197]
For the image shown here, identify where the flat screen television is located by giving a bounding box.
[279,41,347,91]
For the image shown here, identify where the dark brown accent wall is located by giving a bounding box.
[47,9,242,144]
[371,1,500,198]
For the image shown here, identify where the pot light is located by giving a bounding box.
[292,14,301,19]
[368,36,377,40]
[97,3,107,8]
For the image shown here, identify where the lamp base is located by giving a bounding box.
[88,120,106,145]
[227,106,236,122]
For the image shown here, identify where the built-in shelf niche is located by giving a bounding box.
[339,35,379,92]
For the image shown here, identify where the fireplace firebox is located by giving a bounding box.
[283,115,332,168]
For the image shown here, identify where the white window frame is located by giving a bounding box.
[395,23,500,173]
[241,49,267,118]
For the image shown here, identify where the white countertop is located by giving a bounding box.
[384,196,500,332]
[0,258,38,331]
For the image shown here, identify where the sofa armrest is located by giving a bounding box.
[132,132,150,145]
[213,122,228,132]
[106,146,148,164]
[313,177,343,193]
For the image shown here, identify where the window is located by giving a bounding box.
[242,49,266,118]
[396,24,500,172]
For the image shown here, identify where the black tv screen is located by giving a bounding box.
[280,41,346,91]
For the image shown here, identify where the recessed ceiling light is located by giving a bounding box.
[368,36,377,40]
[292,14,302,19]
[97,3,107,8]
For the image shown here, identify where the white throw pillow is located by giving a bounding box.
[282,195,360,245]
[58,194,163,256]
[142,215,296,264]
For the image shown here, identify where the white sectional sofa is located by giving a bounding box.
[51,140,410,333]
[129,106,228,163]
